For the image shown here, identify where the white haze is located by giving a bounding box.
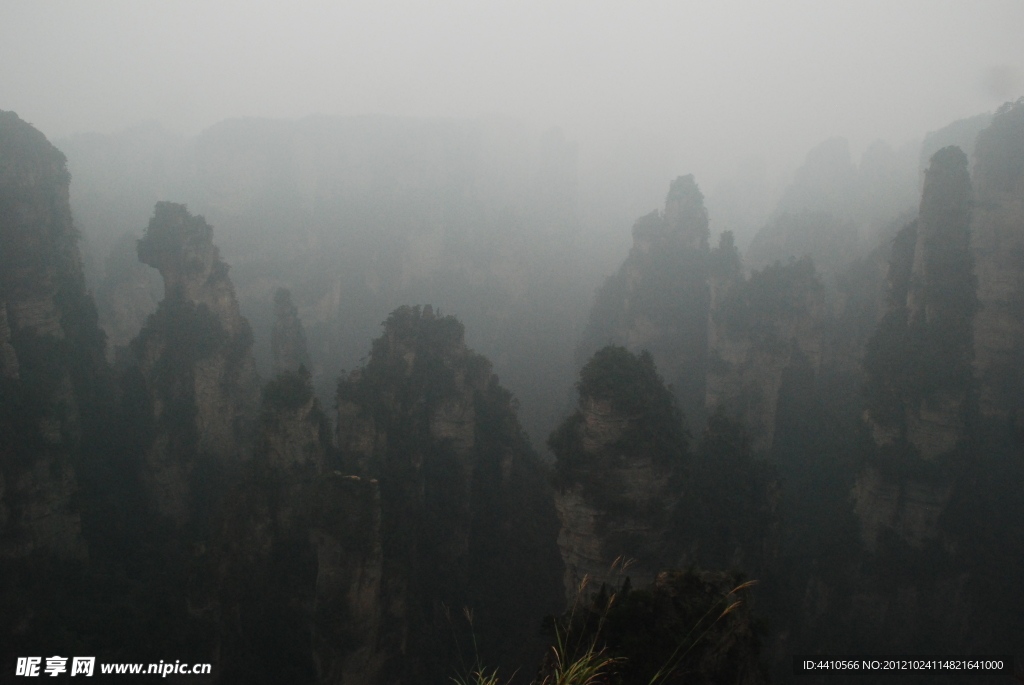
[2,0,1023,245]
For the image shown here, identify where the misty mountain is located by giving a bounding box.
[61,115,593,452]
[745,136,920,278]
[4,91,1024,685]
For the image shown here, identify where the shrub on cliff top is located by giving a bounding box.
[551,346,688,491]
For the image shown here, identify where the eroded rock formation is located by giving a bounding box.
[549,346,687,597]
[336,305,564,684]
[579,176,711,423]
[971,98,1024,428]
[862,145,975,462]
[0,110,98,563]
[129,202,261,524]
[550,345,778,620]
[0,109,120,672]
[213,367,385,685]
[706,253,827,453]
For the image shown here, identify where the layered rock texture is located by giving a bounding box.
[0,110,122,672]
[7,96,1024,682]
[1,138,565,681]
[129,202,261,524]
[549,347,688,595]
[572,116,1024,675]
[706,249,827,453]
[116,205,401,684]
[550,346,777,604]
[0,110,96,563]
[213,366,384,684]
[796,127,1023,669]
[336,305,564,684]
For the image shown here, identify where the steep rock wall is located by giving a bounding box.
[862,146,975,463]
[706,254,826,453]
[0,110,97,563]
[971,98,1024,428]
[550,347,688,597]
[129,202,260,525]
[336,305,564,684]
[212,366,386,685]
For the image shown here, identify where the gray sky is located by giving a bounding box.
[2,0,1022,199]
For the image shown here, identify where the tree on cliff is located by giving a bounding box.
[550,345,688,493]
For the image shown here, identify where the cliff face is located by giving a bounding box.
[550,346,777,603]
[706,252,827,454]
[0,110,98,563]
[129,202,260,524]
[0,111,126,673]
[582,175,829,457]
[562,128,1022,677]
[549,347,687,597]
[971,98,1024,428]
[213,367,385,685]
[796,139,1024,666]
[336,305,564,684]
[580,176,710,423]
[99,208,394,684]
[862,146,975,463]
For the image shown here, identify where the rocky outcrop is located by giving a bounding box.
[0,110,98,563]
[853,146,975,561]
[971,98,1024,428]
[212,366,386,685]
[0,111,127,676]
[129,202,260,525]
[336,305,564,684]
[863,146,975,460]
[851,465,952,552]
[706,254,827,453]
[549,346,688,597]
[550,347,777,681]
[307,476,384,685]
[579,176,710,423]
[63,116,590,454]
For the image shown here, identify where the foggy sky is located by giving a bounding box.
[2,0,1023,214]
